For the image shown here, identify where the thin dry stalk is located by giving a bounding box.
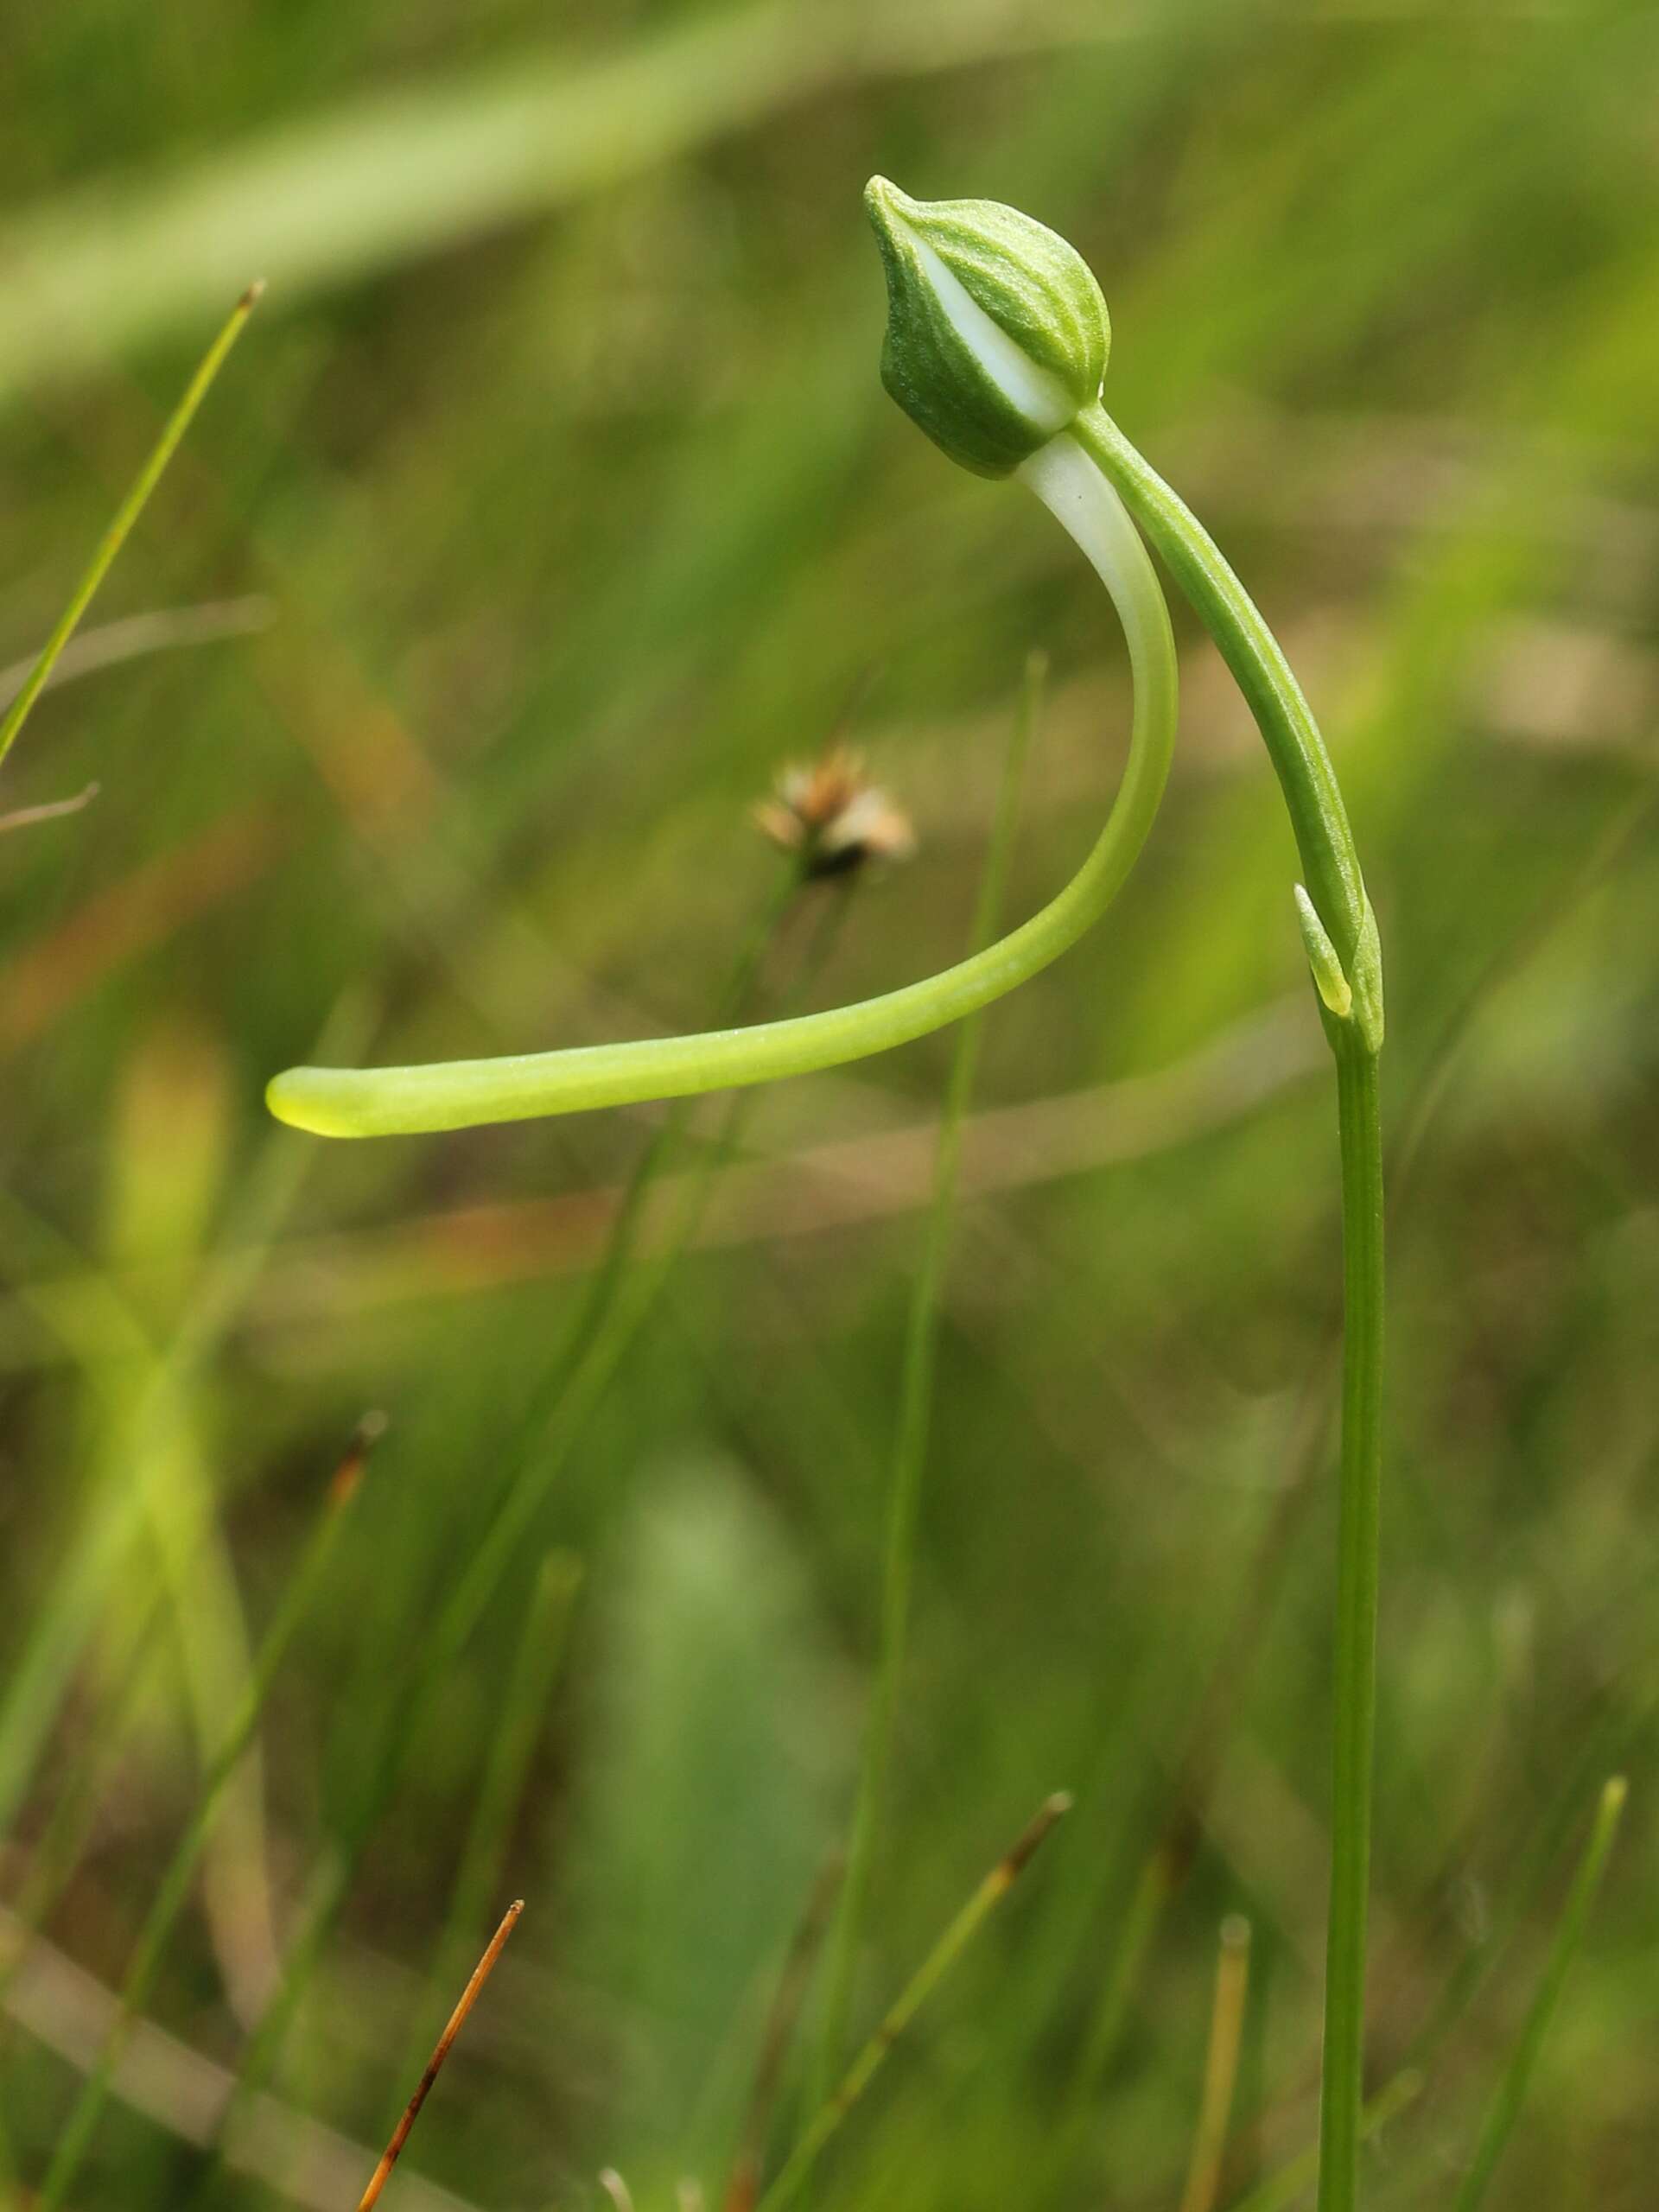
[1177,1916,1252,2212]
[356,1901,523,2212]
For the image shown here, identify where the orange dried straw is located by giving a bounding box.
[356,1899,524,2212]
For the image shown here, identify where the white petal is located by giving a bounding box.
[893,212,1075,439]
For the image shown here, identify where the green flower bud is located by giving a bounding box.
[864,178,1109,479]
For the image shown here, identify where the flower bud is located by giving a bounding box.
[864,178,1109,479]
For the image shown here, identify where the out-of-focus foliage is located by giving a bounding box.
[0,2,1655,2206]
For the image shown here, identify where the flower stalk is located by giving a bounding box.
[265,176,1389,2212]
[859,181,1389,2212]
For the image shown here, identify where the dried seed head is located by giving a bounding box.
[864,177,1109,478]
[754,745,916,877]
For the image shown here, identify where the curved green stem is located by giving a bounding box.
[266,435,1176,1136]
[1072,399,1388,2212]
[1072,402,1382,1052]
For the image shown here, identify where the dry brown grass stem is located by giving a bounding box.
[356,1900,524,2212]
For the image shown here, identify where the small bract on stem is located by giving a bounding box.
[265,179,1388,2212]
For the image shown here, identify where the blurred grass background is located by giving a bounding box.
[2,0,1657,2205]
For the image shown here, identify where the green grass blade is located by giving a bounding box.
[1179,1916,1252,2212]
[756,1795,1071,2212]
[0,286,261,774]
[1451,1775,1628,2212]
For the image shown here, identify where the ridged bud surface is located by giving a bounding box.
[864,178,1109,478]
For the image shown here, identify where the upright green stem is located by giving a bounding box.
[1071,400,1387,2212]
[1319,1035,1385,2212]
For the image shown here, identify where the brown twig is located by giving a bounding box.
[0,1905,480,2212]
[356,1901,523,2212]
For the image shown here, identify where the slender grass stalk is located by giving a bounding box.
[357,1901,523,2212]
[1411,1691,1651,2067]
[34,1418,379,2212]
[1452,1775,1627,2212]
[811,655,1039,2101]
[1178,1916,1253,2212]
[753,1795,1071,2212]
[0,285,262,775]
